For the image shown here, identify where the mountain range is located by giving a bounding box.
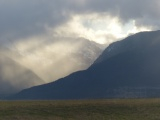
[7,38,103,82]
[0,38,103,98]
[10,30,160,99]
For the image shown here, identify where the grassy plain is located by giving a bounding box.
[0,99,160,120]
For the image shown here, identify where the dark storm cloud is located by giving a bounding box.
[0,0,159,42]
[0,0,72,42]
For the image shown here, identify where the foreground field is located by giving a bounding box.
[0,99,160,120]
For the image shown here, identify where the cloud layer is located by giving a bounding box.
[0,0,159,44]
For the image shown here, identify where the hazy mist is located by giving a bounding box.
[0,0,160,95]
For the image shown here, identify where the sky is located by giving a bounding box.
[0,0,159,45]
[0,0,160,88]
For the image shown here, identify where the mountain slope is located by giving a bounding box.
[0,54,44,98]
[10,30,160,100]
[8,37,103,82]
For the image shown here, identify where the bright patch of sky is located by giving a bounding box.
[53,14,151,45]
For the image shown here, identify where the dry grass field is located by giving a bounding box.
[0,99,160,120]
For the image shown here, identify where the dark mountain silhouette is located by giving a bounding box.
[10,30,160,100]
[0,54,44,99]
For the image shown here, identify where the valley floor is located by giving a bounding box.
[0,99,160,120]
